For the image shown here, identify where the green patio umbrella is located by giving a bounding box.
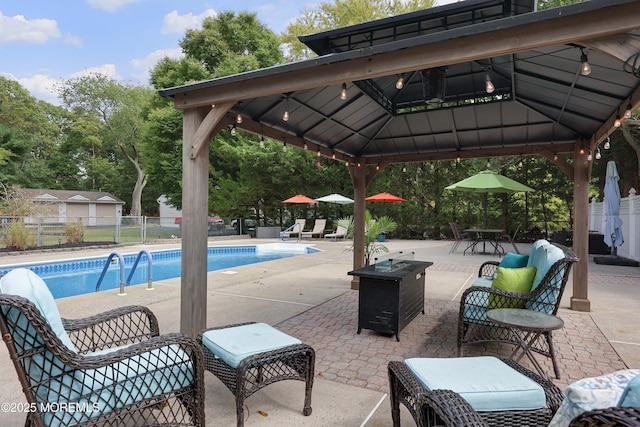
[445,170,534,228]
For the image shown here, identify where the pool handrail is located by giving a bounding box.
[95,252,126,295]
[126,250,153,290]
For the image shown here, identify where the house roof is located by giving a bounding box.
[159,0,640,165]
[16,188,125,204]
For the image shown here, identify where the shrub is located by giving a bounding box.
[65,221,84,244]
[5,221,33,250]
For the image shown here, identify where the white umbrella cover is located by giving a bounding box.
[603,161,624,249]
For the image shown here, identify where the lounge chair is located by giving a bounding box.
[0,268,205,427]
[324,225,348,240]
[457,240,578,379]
[301,219,327,239]
[281,219,306,240]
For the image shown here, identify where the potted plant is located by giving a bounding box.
[337,210,398,265]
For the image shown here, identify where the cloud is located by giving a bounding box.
[1,72,61,105]
[86,0,144,12]
[0,12,61,44]
[64,33,83,48]
[130,48,184,84]
[70,64,120,80]
[161,9,216,35]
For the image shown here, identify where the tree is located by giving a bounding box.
[282,0,436,61]
[0,77,61,188]
[146,11,286,215]
[59,74,154,216]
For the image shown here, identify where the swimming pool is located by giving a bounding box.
[0,244,319,299]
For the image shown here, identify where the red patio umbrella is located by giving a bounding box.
[365,192,407,203]
[283,194,318,204]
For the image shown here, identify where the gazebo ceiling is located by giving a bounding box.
[160,0,640,165]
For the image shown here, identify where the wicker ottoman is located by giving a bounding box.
[197,322,315,427]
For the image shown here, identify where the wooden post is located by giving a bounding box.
[570,145,591,312]
[180,107,211,337]
[351,158,366,289]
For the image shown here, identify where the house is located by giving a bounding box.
[15,188,125,226]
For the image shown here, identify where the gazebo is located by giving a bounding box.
[159,0,640,337]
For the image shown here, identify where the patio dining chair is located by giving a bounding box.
[449,222,471,254]
[0,268,205,427]
[500,224,522,254]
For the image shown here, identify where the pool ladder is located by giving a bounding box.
[95,250,154,296]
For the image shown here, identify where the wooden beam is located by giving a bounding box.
[180,107,211,337]
[350,160,367,290]
[173,1,640,109]
[570,145,591,312]
[190,102,233,158]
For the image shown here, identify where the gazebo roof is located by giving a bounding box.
[160,0,640,165]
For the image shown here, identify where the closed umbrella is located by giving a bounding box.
[603,161,624,252]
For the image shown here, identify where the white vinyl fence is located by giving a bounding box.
[588,188,639,261]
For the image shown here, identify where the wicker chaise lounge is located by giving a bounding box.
[0,268,205,427]
[388,357,564,427]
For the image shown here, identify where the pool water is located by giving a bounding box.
[0,244,319,299]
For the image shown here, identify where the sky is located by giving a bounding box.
[0,0,307,105]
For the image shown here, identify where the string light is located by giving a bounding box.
[283,141,287,152]
[553,153,558,161]
[485,75,495,94]
[282,98,289,122]
[614,115,621,127]
[332,152,336,159]
[260,132,265,148]
[236,114,242,124]
[595,147,602,160]
[230,124,237,136]
[624,104,633,119]
[395,75,404,90]
[587,150,593,161]
[317,149,321,157]
[340,83,348,100]
[579,146,585,155]
[604,136,611,149]
[580,48,592,76]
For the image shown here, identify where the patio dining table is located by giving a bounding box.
[463,228,505,255]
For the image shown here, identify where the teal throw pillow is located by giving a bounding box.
[499,252,529,269]
[488,267,537,309]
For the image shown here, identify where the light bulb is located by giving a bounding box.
[230,125,236,136]
[604,137,611,149]
[595,148,601,160]
[340,83,348,100]
[395,76,404,90]
[580,50,591,76]
[614,115,621,127]
[624,104,632,119]
[259,134,265,148]
[587,150,593,161]
[485,75,495,94]
[579,147,585,155]
[282,110,289,122]
[283,142,287,152]
[317,149,321,157]
[236,114,242,124]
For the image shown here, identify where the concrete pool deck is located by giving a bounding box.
[1,237,639,426]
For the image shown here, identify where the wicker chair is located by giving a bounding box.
[388,358,563,427]
[0,268,205,427]
[457,241,578,379]
[570,407,640,426]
